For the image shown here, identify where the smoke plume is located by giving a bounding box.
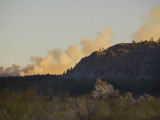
[0,27,114,76]
[132,6,160,41]
[0,65,21,76]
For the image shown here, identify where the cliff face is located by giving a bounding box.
[65,41,160,80]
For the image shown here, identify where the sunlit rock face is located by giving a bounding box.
[65,41,160,80]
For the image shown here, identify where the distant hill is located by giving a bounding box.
[1,40,160,96]
[65,40,160,80]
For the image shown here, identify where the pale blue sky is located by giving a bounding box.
[0,0,160,68]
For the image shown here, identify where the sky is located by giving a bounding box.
[0,0,160,75]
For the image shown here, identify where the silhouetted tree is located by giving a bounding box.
[132,40,136,45]
[149,37,154,42]
[157,38,160,45]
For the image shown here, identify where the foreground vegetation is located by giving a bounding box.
[0,79,160,120]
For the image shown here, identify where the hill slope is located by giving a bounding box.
[65,41,160,80]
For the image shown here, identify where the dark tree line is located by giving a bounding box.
[0,75,160,97]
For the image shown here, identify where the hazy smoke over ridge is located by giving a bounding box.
[0,65,21,76]
[132,6,160,41]
[0,27,114,76]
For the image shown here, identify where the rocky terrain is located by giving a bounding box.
[65,41,160,80]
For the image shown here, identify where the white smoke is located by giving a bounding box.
[132,6,160,41]
[0,27,114,76]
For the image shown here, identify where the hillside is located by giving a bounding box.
[65,41,160,80]
[1,40,160,96]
